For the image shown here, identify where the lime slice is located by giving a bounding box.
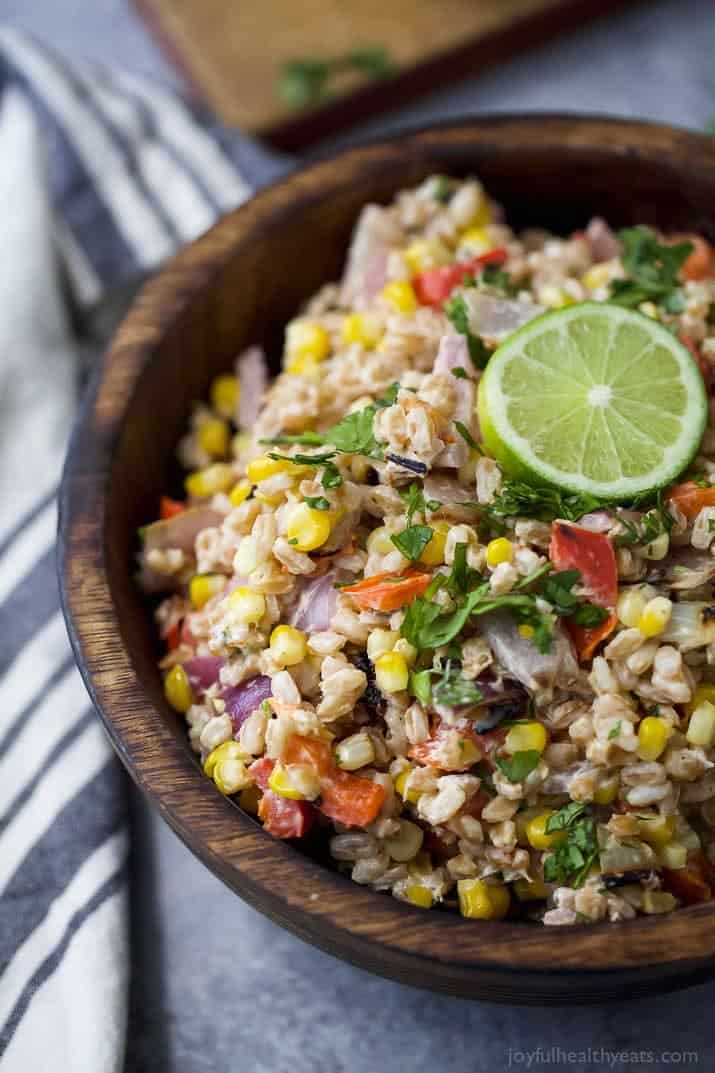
[477,302,707,500]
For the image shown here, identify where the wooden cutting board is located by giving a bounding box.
[134,0,642,148]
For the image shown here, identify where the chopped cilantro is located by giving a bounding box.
[391,524,433,562]
[304,495,331,511]
[431,175,453,203]
[432,662,483,707]
[261,384,398,459]
[451,366,468,379]
[571,604,609,627]
[321,462,343,489]
[479,264,516,294]
[444,293,492,369]
[400,482,440,525]
[543,804,599,888]
[608,722,621,741]
[268,450,336,467]
[454,421,480,451]
[609,226,692,310]
[487,480,604,523]
[409,669,433,705]
[495,750,541,783]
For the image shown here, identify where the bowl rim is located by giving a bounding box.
[58,113,715,997]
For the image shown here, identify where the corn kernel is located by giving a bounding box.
[268,762,321,801]
[205,741,251,795]
[381,280,418,313]
[405,884,434,909]
[228,586,266,625]
[457,738,483,767]
[392,638,417,666]
[164,665,193,713]
[639,301,659,320]
[419,520,450,566]
[367,629,399,662]
[198,417,230,459]
[234,536,259,576]
[285,502,332,552]
[637,715,671,760]
[513,876,549,901]
[582,264,613,291]
[375,651,409,694]
[189,573,225,610]
[617,588,647,628]
[269,624,308,667]
[184,463,234,498]
[539,283,574,309]
[210,373,239,418]
[203,740,250,778]
[593,775,619,805]
[504,721,548,755]
[637,813,676,846]
[466,197,492,230]
[687,701,715,747]
[657,842,688,870]
[687,684,715,717]
[516,624,534,640]
[229,479,253,507]
[403,238,450,274]
[515,807,542,847]
[341,312,383,349]
[334,731,375,771]
[384,819,424,862]
[367,526,396,556]
[486,537,513,567]
[457,878,510,920]
[285,353,322,379]
[285,320,330,363]
[246,455,292,483]
[637,596,672,638]
[642,890,678,914]
[395,767,421,804]
[525,812,567,851]
[459,226,491,254]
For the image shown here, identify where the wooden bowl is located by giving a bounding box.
[59,115,715,1003]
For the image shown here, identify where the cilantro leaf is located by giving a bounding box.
[432,662,483,707]
[391,525,433,562]
[304,495,331,511]
[400,482,440,526]
[495,750,541,783]
[452,366,468,379]
[444,294,493,369]
[487,480,604,523]
[479,264,517,294]
[608,722,621,741]
[609,226,693,310]
[454,421,479,451]
[268,451,336,467]
[321,462,343,489]
[571,604,609,627]
[542,805,599,888]
[545,802,586,832]
[409,669,433,705]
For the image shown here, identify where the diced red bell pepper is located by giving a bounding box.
[341,569,431,613]
[567,612,618,662]
[283,734,385,828]
[248,757,275,791]
[257,791,316,839]
[413,248,508,307]
[667,481,715,521]
[549,521,618,607]
[681,235,712,281]
[409,721,481,772]
[160,495,185,520]
[662,852,712,904]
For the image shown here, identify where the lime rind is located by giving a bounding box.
[478,302,707,501]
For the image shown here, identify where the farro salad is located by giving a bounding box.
[139,174,715,925]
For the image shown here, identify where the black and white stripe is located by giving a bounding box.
[0,26,256,1068]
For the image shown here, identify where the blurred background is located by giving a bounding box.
[3,1,715,1071]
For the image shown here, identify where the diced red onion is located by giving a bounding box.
[184,657,224,696]
[480,613,580,693]
[423,472,479,523]
[288,571,339,632]
[463,291,543,342]
[237,345,268,430]
[340,204,401,304]
[143,507,224,554]
[433,334,476,469]
[586,217,621,263]
[221,675,272,732]
[578,510,613,532]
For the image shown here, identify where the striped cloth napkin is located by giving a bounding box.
[0,28,283,1071]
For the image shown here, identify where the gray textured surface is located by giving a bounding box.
[5,0,715,1069]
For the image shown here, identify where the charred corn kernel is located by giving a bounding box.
[403,238,450,274]
[513,876,549,901]
[486,537,513,567]
[189,573,225,610]
[518,624,535,640]
[285,502,332,552]
[164,665,193,713]
[419,520,450,566]
[637,596,672,638]
[639,301,659,320]
[582,264,613,291]
[687,701,715,746]
[459,226,491,253]
[504,721,548,755]
[246,456,292,483]
[657,842,688,870]
[268,762,321,801]
[269,624,307,667]
[285,319,330,363]
[384,819,424,862]
[229,479,253,507]
[617,587,647,628]
[184,463,234,498]
[198,417,230,458]
[642,890,678,914]
[335,731,375,771]
[457,878,510,920]
[239,784,261,815]
[405,884,433,909]
[210,373,239,418]
[526,811,566,851]
[395,767,421,804]
[638,715,671,760]
[687,684,715,717]
[637,813,676,846]
[367,525,395,555]
[367,628,399,662]
[381,280,418,313]
[393,638,417,666]
[228,586,266,625]
[341,312,383,348]
[375,651,409,694]
[203,740,250,778]
[593,775,620,805]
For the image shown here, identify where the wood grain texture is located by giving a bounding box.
[133,0,644,148]
[59,116,715,1003]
